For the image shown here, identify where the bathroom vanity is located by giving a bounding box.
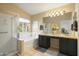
[38,11,78,56]
[38,33,77,56]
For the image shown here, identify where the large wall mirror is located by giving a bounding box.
[43,12,73,34]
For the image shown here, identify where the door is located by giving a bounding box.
[39,35,50,49]
[67,39,77,56]
[59,39,68,54]
[0,13,17,55]
[59,38,77,56]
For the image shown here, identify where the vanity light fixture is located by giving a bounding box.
[48,9,66,17]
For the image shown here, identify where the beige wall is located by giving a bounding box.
[31,4,75,21]
[0,3,31,20]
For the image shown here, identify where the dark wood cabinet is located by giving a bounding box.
[67,39,77,56]
[59,38,77,56]
[38,35,77,56]
[59,39,68,54]
[38,35,50,49]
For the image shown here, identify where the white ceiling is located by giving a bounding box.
[16,3,68,15]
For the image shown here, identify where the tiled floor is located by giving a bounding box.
[21,42,66,56]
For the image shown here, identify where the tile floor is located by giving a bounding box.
[22,42,67,56]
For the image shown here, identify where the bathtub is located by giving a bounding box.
[19,32,38,49]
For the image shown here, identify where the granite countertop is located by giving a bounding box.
[39,32,78,39]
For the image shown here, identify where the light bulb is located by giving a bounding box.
[49,13,52,17]
[57,12,60,16]
[53,14,56,17]
[52,13,54,16]
[60,11,63,15]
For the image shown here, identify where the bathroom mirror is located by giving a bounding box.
[43,12,73,34]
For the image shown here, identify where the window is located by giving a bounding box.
[18,18,30,32]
